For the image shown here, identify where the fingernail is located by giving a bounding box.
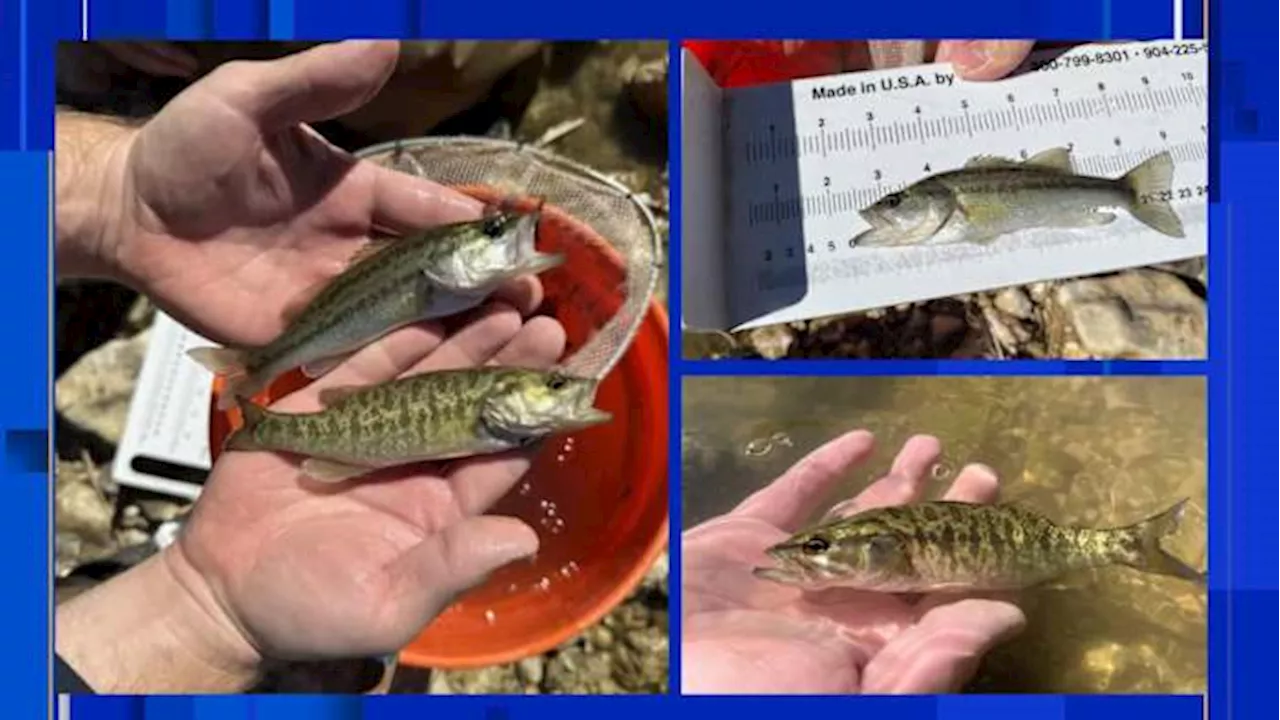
[936,41,986,73]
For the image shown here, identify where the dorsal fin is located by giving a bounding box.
[1023,146,1074,173]
[963,154,1022,170]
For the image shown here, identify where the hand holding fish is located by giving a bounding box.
[681,431,1026,694]
[55,303,564,692]
[56,40,527,349]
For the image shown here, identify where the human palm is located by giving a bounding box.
[109,40,490,347]
[170,302,564,660]
[682,431,1027,694]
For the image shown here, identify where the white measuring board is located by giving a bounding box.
[681,40,1209,331]
[112,311,216,501]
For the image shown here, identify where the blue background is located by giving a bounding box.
[9,0,1274,718]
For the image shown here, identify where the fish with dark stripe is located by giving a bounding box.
[189,210,563,410]
[225,367,609,483]
[754,500,1204,593]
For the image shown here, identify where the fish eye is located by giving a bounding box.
[546,375,569,390]
[801,536,830,555]
[883,193,903,209]
[482,215,506,237]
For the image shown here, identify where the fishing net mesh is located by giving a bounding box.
[354,137,662,382]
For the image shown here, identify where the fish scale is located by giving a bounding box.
[850,146,1186,248]
[222,367,610,484]
[756,499,1204,593]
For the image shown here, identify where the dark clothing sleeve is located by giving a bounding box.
[55,653,95,694]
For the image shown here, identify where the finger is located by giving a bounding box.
[941,463,1001,504]
[866,40,927,70]
[836,434,941,516]
[213,40,401,131]
[490,276,545,318]
[443,317,568,515]
[365,162,486,232]
[730,429,876,533]
[385,516,539,626]
[861,598,1027,693]
[936,40,1036,81]
[398,303,524,377]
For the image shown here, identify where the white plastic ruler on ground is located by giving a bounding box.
[112,311,216,501]
[681,40,1209,331]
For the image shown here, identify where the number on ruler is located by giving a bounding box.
[823,176,831,188]
[1141,76,1150,85]
[1159,129,1168,140]
[1006,93,1015,103]
[1019,149,1028,160]
[1181,72,1194,81]
[1113,137,1122,147]
[1097,82,1106,91]
[960,99,969,109]
[914,105,922,114]
[866,111,875,122]
[873,169,883,181]
[818,118,825,128]
[1052,88,1060,97]
[923,163,931,172]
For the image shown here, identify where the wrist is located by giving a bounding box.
[55,546,262,693]
[54,109,141,282]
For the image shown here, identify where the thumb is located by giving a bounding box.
[387,516,539,622]
[936,40,1035,81]
[212,40,400,131]
[861,598,1026,693]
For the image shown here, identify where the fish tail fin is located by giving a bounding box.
[224,402,271,453]
[187,347,257,410]
[1114,498,1205,584]
[1121,151,1186,238]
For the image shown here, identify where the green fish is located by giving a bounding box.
[754,499,1204,593]
[225,367,610,483]
[189,210,564,410]
[851,147,1186,248]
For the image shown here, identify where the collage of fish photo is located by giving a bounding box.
[52,37,1205,701]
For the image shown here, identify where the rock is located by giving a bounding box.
[55,456,117,577]
[435,664,527,694]
[116,528,152,548]
[993,287,1035,320]
[744,324,794,359]
[622,55,668,122]
[1045,270,1207,359]
[138,499,187,523]
[54,328,151,448]
[119,504,148,530]
[516,656,545,687]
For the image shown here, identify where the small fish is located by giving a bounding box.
[225,367,610,484]
[753,499,1204,593]
[189,210,564,410]
[850,147,1186,248]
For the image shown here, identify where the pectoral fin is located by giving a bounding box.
[301,353,354,379]
[300,458,370,484]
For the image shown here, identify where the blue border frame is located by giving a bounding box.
[14,0,1276,718]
